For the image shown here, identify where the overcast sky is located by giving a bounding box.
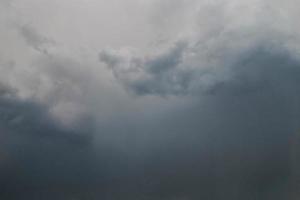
[1,0,300,199]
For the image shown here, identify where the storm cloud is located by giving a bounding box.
[1,0,300,199]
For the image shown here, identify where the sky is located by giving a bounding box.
[1,0,300,199]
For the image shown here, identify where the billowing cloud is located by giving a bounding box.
[1,0,300,199]
[100,41,190,95]
[100,0,300,97]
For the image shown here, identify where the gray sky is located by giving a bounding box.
[1,0,300,199]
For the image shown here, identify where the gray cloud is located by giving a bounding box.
[1,0,300,199]
[96,46,300,200]
[96,1,300,198]
[99,41,190,95]
[0,85,109,200]
[17,25,54,54]
[100,0,300,97]
[100,34,299,98]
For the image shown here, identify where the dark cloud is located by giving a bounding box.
[0,89,98,199]
[1,0,300,199]
[0,83,16,98]
[100,39,300,98]
[100,41,191,95]
[98,40,300,199]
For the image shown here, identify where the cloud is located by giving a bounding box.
[17,24,55,54]
[100,0,300,97]
[100,38,299,97]
[0,85,104,200]
[97,42,300,200]
[0,85,92,143]
[1,0,300,199]
[96,1,300,199]
[0,83,16,98]
[99,41,190,95]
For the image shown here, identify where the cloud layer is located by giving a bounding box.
[1,0,300,199]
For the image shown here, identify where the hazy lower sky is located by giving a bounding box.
[1,0,300,199]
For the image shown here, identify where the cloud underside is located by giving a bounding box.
[98,23,300,197]
[2,44,300,199]
[100,34,300,97]
[1,0,300,199]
